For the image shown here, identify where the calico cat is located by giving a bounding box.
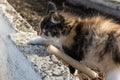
[28,2,120,80]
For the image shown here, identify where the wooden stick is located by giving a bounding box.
[47,45,98,79]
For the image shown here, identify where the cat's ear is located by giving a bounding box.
[46,1,57,14]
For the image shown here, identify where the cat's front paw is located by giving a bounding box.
[27,36,47,45]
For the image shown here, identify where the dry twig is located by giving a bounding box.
[47,45,98,79]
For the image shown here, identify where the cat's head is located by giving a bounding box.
[40,2,65,38]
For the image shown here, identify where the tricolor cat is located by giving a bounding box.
[28,2,120,80]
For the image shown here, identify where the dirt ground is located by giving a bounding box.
[8,0,48,34]
[3,2,80,80]
[7,0,105,35]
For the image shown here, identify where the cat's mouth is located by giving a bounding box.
[39,28,49,38]
[39,27,42,35]
[39,29,45,36]
[39,28,46,37]
[40,32,48,38]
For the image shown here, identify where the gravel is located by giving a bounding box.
[3,2,80,80]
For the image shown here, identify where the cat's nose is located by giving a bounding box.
[40,31,44,36]
[39,31,44,36]
[39,28,42,35]
[39,32,42,35]
[39,23,42,35]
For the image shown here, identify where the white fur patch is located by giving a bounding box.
[106,69,120,80]
[28,36,62,48]
[27,36,47,45]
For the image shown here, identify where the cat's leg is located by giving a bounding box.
[27,36,47,45]
[28,36,61,49]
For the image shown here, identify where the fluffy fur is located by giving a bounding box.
[28,2,120,80]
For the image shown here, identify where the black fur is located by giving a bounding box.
[98,32,120,63]
[105,32,120,64]
[62,24,85,74]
